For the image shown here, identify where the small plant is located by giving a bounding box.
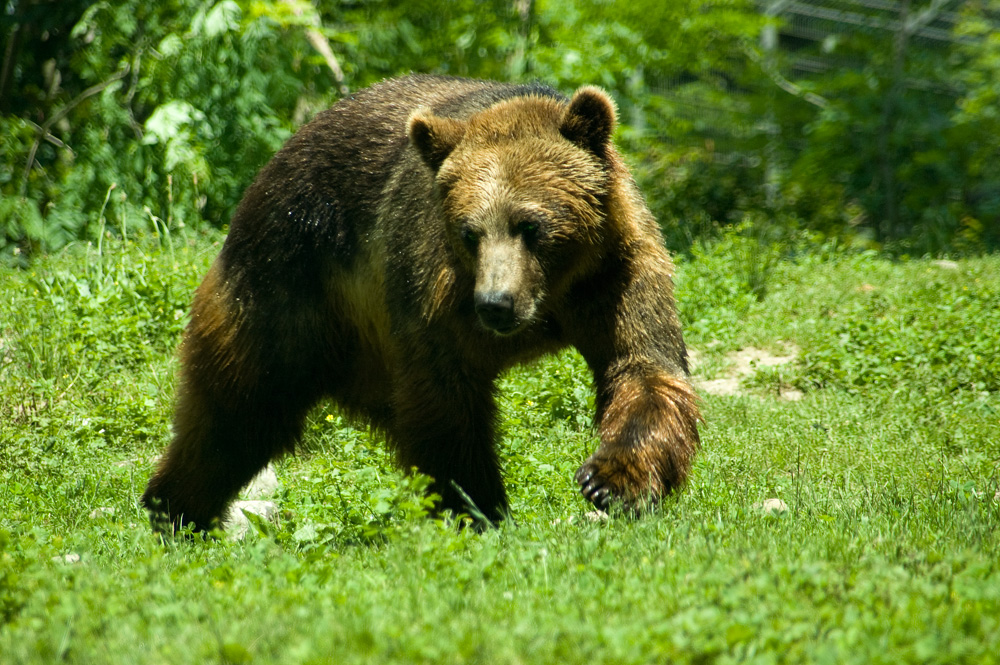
[790,257,1000,395]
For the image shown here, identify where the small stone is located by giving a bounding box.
[225,500,279,541]
[933,260,959,270]
[89,507,115,519]
[753,498,788,515]
[242,465,280,499]
[585,510,609,522]
[53,553,81,564]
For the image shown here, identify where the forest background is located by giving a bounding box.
[2,0,999,265]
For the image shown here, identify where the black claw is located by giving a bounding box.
[577,464,620,510]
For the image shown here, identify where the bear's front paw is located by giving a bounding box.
[574,452,665,514]
[574,461,614,511]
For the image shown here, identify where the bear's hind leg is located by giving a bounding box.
[142,380,314,534]
[142,265,325,534]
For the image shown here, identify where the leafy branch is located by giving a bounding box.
[741,40,830,110]
[20,65,131,195]
[278,0,349,95]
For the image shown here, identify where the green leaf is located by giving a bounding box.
[142,101,205,146]
[195,0,242,39]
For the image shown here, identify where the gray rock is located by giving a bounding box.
[242,465,280,499]
[225,500,279,541]
[753,498,788,515]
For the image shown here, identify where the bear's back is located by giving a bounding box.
[217,76,566,288]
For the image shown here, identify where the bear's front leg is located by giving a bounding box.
[575,367,700,511]
[569,243,701,513]
[388,358,508,525]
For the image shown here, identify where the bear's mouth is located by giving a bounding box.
[477,311,523,336]
[474,291,524,335]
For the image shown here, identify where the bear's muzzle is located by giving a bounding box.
[474,290,517,333]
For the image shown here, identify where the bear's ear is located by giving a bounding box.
[560,86,617,157]
[408,110,467,171]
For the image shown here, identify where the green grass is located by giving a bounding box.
[1,229,998,664]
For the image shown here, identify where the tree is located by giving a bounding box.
[2,0,997,262]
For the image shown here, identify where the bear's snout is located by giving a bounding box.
[473,238,534,335]
[475,291,517,334]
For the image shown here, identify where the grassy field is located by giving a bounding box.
[1,228,998,664]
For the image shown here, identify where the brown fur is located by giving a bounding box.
[142,75,701,532]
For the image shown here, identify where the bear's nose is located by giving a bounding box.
[474,291,517,333]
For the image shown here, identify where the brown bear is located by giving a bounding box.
[141,74,701,532]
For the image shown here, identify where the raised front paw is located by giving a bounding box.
[574,452,667,514]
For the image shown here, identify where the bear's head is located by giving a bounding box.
[408,87,617,336]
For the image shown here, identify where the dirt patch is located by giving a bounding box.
[689,344,802,400]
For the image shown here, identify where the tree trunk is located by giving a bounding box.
[877,0,910,243]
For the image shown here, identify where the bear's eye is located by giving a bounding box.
[516,220,540,243]
[460,226,479,250]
